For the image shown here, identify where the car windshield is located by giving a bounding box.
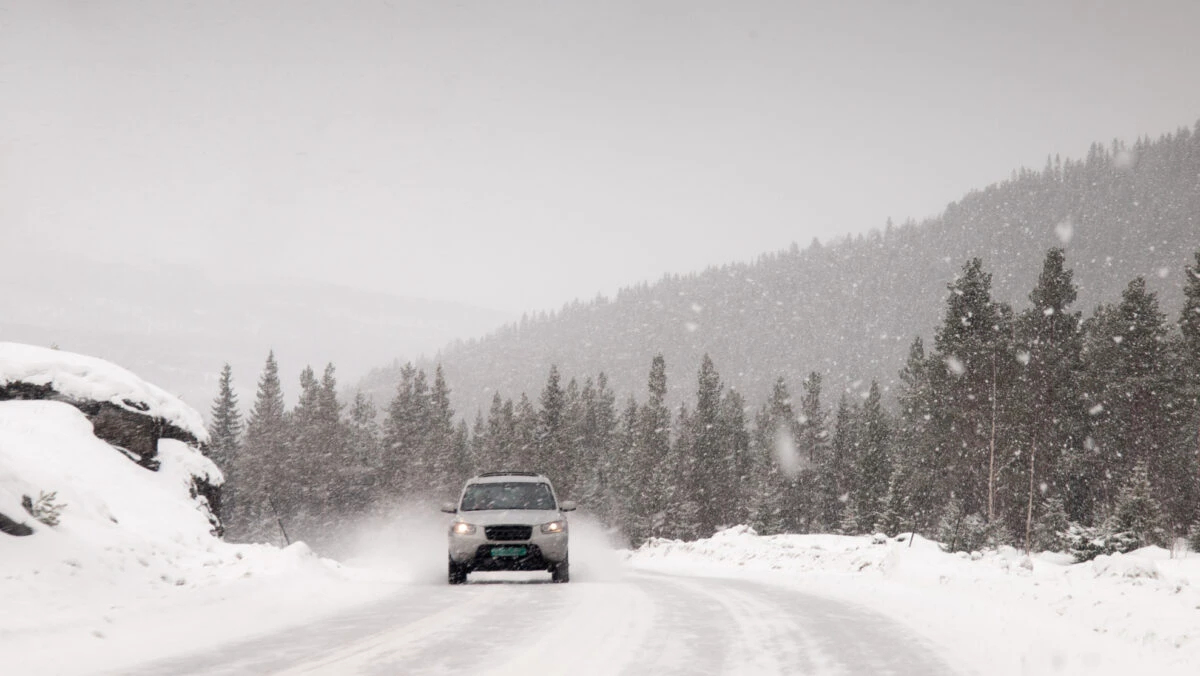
[460,482,555,511]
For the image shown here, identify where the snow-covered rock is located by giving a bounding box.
[0,342,207,443]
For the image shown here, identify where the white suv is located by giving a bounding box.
[442,472,576,584]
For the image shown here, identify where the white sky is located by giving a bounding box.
[3,0,1200,313]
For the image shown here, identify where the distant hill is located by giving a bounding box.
[0,260,512,415]
[358,119,1200,418]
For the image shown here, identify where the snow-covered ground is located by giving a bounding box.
[628,526,1200,674]
[5,343,1200,675]
[0,399,405,676]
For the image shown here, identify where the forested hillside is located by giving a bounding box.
[214,120,1200,554]
[359,121,1200,418]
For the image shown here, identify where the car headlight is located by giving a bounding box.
[540,520,566,534]
[450,522,477,536]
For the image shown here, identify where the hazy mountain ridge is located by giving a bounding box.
[359,120,1200,418]
[0,260,512,414]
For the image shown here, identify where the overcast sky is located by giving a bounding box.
[3,0,1200,314]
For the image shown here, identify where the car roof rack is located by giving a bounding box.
[477,471,541,477]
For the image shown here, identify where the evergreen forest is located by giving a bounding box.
[211,247,1200,557]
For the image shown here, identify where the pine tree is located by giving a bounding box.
[822,395,859,528]
[208,363,242,470]
[1082,278,1183,525]
[1106,461,1169,548]
[346,391,381,507]
[427,365,456,495]
[512,394,539,470]
[797,372,830,466]
[1032,496,1071,552]
[234,351,288,543]
[855,381,892,531]
[537,365,566,482]
[206,363,242,526]
[632,355,672,541]
[929,258,1014,522]
[1014,248,1084,547]
[894,336,938,530]
[838,500,860,536]
[1179,250,1200,528]
[285,365,322,515]
[720,388,752,527]
[689,354,726,536]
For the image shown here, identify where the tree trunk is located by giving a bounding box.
[1025,443,1036,553]
[988,354,997,524]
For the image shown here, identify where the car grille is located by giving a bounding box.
[485,525,533,541]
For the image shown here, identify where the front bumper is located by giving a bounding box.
[448,528,568,566]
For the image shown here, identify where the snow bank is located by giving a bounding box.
[629,527,1200,675]
[0,400,395,676]
[0,342,208,441]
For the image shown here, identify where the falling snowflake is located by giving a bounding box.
[1016,351,1031,365]
[1112,335,1123,344]
[1054,219,1074,244]
[1089,404,1104,416]
[1043,307,1055,316]
[1157,267,1170,279]
[946,356,966,376]
[684,322,699,333]
[690,303,703,313]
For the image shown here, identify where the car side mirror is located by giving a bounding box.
[440,502,458,514]
[559,500,577,512]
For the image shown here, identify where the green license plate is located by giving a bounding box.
[490,546,528,558]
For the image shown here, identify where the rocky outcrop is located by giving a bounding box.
[0,381,222,532]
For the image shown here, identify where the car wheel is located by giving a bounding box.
[550,557,569,583]
[448,558,468,585]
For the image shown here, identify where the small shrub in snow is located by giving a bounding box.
[936,503,990,553]
[1032,496,1071,552]
[1106,462,1169,548]
[1188,522,1200,553]
[21,491,66,527]
[1066,523,1141,562]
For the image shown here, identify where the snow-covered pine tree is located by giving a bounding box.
[929,259,1013,524]
[208,363,242,471]
[893,337,940,531]
[233,350,288,543]
[427,365,457,496]
[719,387,751,528]
[821,395,859,530]
[206,363,242,526]
[1177,250,1200,533]
[688,354,726,537]
[347,391,381,508]
[1032,495,1070,552]
[1106,461,1169,548]
[837,500,860,536]
[1013,248,1084,548]
[631,355,672,542]
[855,381,892,532]
[536,364,566,482]
[1081,278,1183,526]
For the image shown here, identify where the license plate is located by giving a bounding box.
[490,546,527,558]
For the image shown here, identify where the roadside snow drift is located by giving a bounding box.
[0,365,395,676]
[629,527,1200,675]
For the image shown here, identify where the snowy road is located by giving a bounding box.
[122,571,957,676]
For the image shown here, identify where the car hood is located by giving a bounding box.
[455,509,562,527]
